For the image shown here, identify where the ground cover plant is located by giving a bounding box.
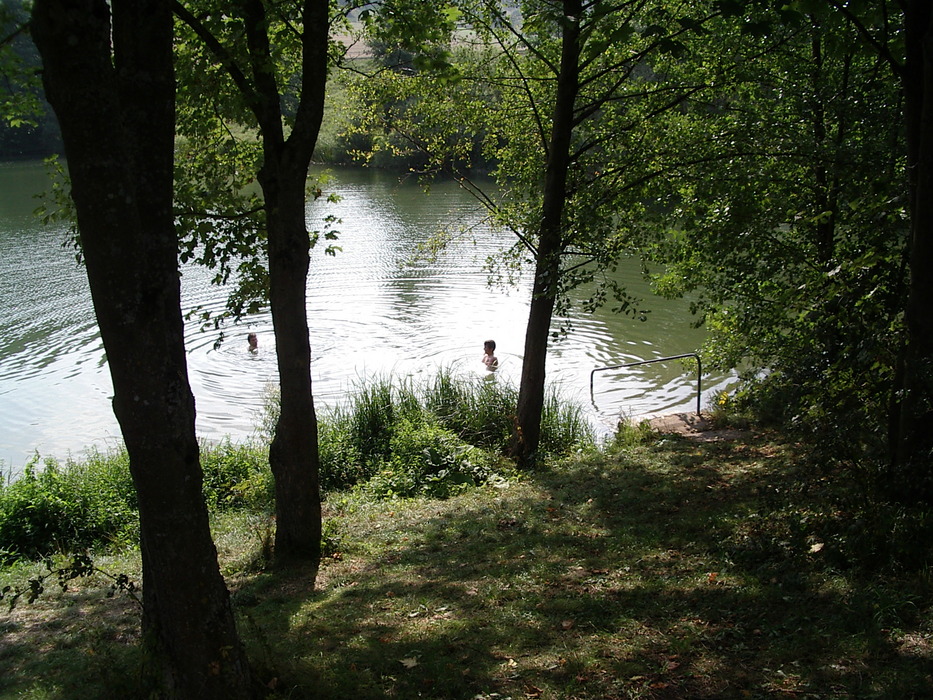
[2,401,931,698]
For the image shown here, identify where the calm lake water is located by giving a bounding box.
[0,160,727,471]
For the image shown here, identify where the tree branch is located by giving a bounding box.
[173,2,261,109]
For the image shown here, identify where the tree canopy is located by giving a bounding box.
[349,0,734,461]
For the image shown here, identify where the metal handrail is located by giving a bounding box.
[590,353,702,416]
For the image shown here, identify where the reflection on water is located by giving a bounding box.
[0,161,730,469]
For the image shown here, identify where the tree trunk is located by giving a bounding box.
[512,252,560,462]
[261,157,322,567]
[890,0,933,487]
[31,1,251,695]
[511,0,581,464]
[242,0,329,566]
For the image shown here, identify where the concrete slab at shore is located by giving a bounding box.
[636,412,752,442]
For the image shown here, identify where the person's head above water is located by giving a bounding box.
[247,333,258,351]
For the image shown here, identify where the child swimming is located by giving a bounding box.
[482,339,498,370]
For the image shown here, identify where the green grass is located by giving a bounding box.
[2,424,931,699]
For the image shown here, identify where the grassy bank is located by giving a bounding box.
[2,415,931,698]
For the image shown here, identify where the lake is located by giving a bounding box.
[0,160,727,471]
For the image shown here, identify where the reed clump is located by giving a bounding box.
[0,370,594,563]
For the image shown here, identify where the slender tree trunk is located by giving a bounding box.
[890,0,933,483]
[261,157,322,567]
[242,0,329,566]
[513,251,560,462]
[511,0,581,464]
[31,0,251,695]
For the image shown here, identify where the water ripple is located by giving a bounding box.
[0,163,732,467]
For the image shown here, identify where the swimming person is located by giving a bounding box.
[483,339,498,370]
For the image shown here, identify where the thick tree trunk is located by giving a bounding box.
[31,1,251,695]
[511,0,581,464]
[890,0,933,486]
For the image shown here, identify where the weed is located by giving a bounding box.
[200,439,270,511]
[0,454,137,563]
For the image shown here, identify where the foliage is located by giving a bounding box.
[267,370,593,495]
[0,454,137,564]
[343,0,738,461]
[172,0,345,331]
[0,442,277,565]
[346,0,720,323]
[318,373,500,495]
[199,440,273,511]
[0,0,61,158]
[639,6,907,462]
[538,389,596,457]
[0,552,138,612]
[364,419,497,499]
[423,370,517,450]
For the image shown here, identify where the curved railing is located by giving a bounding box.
[590,353,702,416]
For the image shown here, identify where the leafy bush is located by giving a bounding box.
[264,370,593,498]
[364,419,495,499]
[0,455,137,563]
[200,440,271,511]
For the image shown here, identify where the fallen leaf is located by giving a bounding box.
[809,542,824,553]
[400,657,419,669]
[560,619,575,630]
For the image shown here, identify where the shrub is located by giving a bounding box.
[200,440,270,511]
[364,419,495,499]
[272,370,593,499]
[0,455,137,563]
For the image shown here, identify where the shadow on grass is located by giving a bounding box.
[235,434,932,699]
[1,434,929,698]
[0,585,145,699]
